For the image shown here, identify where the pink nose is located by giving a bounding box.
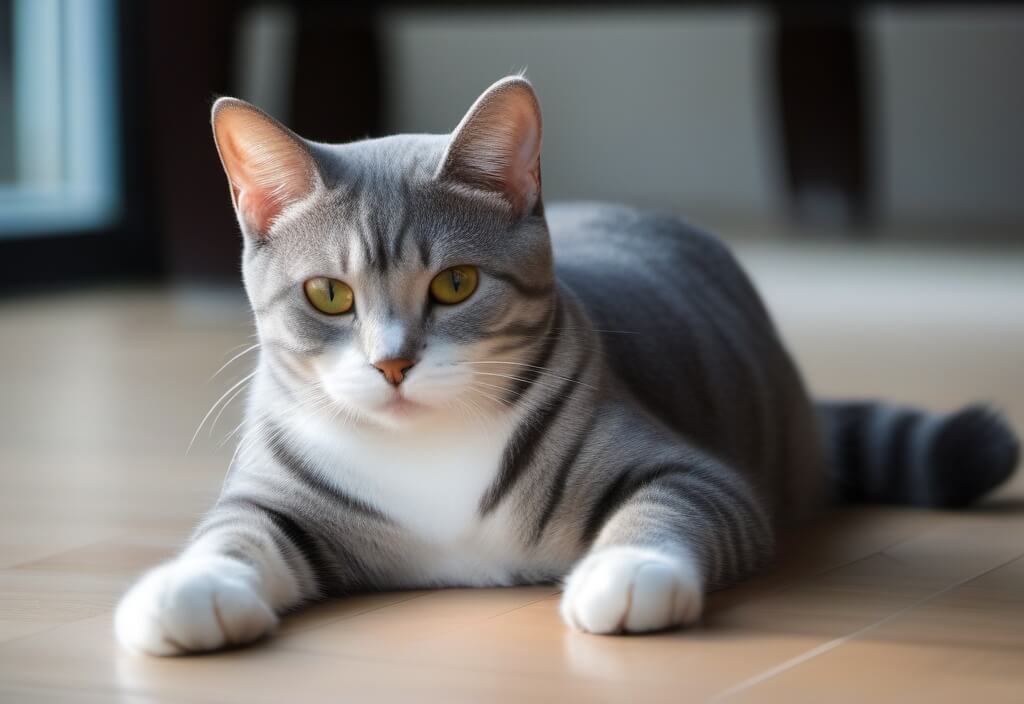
[372,358,415,386]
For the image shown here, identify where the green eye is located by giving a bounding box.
[430,266,479,305]
[304,277,354,315]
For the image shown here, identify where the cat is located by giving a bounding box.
[115,76,1019,655]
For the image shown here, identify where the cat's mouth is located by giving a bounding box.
[379,393,426,416]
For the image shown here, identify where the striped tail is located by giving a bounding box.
[818,401,1019,507]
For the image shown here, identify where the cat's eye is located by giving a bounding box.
[304,277,354,315]
[430,266,479,305]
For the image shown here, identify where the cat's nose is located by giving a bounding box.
[372,358,415,386]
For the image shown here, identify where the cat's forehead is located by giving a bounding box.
[260,134,517,279]
[315,133,449,188]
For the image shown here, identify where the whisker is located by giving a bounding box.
[208,343,261,382]
[465,382,516,409]
[188,371,257,454]
[460,366,596,390]
[226,389,336,465]
[452,394,491,436]
[208,378,252,438]
[466,370,577,394]
[468,379,523,397]
[549,327,640,335]
[464,384,548,436]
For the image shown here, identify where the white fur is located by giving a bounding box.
[256,337,570,584]
[560,545,703,634]
[375,322,408,361]
[279,390,557,586]
[115,554,277,656]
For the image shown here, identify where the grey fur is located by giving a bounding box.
[180,82,1017,635]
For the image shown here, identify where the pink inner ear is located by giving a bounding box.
[214,105,316,237]
[235,186,289,236]
[506,104,542,214]
[440,78,543,218]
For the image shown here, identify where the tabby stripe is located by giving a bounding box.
[480,372,580,515]
[833,402,869,501]
[263,354,299,398]
[675,491,730,586]
[266,426,390,522]
[674,472,766,580]
[357,202,376,271]
[389,204,413,262]
[502,298,562,403]
[670,492,728,586]
[416,230,431,268]
[485,268,554,299]
[373,214,390,273]
[907,413,945,505]
[367,177,390,272]
[684,466,772,540]
[292,309,341,347]
[688,283,765,465]
[581,464,695,544]
[192,513,249,543]
[480,358,583,515]
[529,398,597,544]
[219,496,328,594]
[879,411,919,502]
[582,465,766,582]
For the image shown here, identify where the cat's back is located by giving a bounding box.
[548,202,814,484]
[547,202,770,342]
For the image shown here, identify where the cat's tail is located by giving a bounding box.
[817,401,1019,507]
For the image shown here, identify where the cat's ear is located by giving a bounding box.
[211,98,321,239]
[437,76,543,218]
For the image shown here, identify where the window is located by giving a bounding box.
[0,0,120,237]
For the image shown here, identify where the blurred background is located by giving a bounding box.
[1,1,1022,288]
[0,5,1022,697]
[0,0,1019,501]
[0,2,1021,526]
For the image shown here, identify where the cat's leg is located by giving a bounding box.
[115,498,323,655]
[560,459,772,634]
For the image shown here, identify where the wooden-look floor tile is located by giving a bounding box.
[0,259,1021,702]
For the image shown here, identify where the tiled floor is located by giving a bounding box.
[0,242,1021,702]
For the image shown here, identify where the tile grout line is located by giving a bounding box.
[479,588,562,622]
[277,590,561,659]
[278,589,438,637]
[707,551,1024,702]
[710,513,941,617]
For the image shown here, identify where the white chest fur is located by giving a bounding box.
[282,409,531,584]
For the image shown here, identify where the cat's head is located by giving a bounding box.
[212,77,554,429]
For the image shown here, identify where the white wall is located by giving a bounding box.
[382,8,783,221]
[869,7,1024,227]
[382,7,1024,234]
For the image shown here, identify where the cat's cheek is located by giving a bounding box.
[400,374,470,410]
[560,546,703,635]
[316,357,387,411]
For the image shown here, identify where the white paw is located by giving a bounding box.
[560,545,703,634]
[115,554,277,655]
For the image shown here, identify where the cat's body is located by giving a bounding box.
[115,78,1018,655]
[550,204,826,524]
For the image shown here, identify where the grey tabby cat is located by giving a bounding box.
[116,76,1019,655]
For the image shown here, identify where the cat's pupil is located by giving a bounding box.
[451,270,462,292]
[327,280,335,301]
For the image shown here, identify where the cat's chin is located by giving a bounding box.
[380,396,427,416]
[357,395,437,429]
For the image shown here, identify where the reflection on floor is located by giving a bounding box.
[0,242,1021,702]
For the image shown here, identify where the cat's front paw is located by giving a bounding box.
[560,545,703,634]
[115,554,277,655]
